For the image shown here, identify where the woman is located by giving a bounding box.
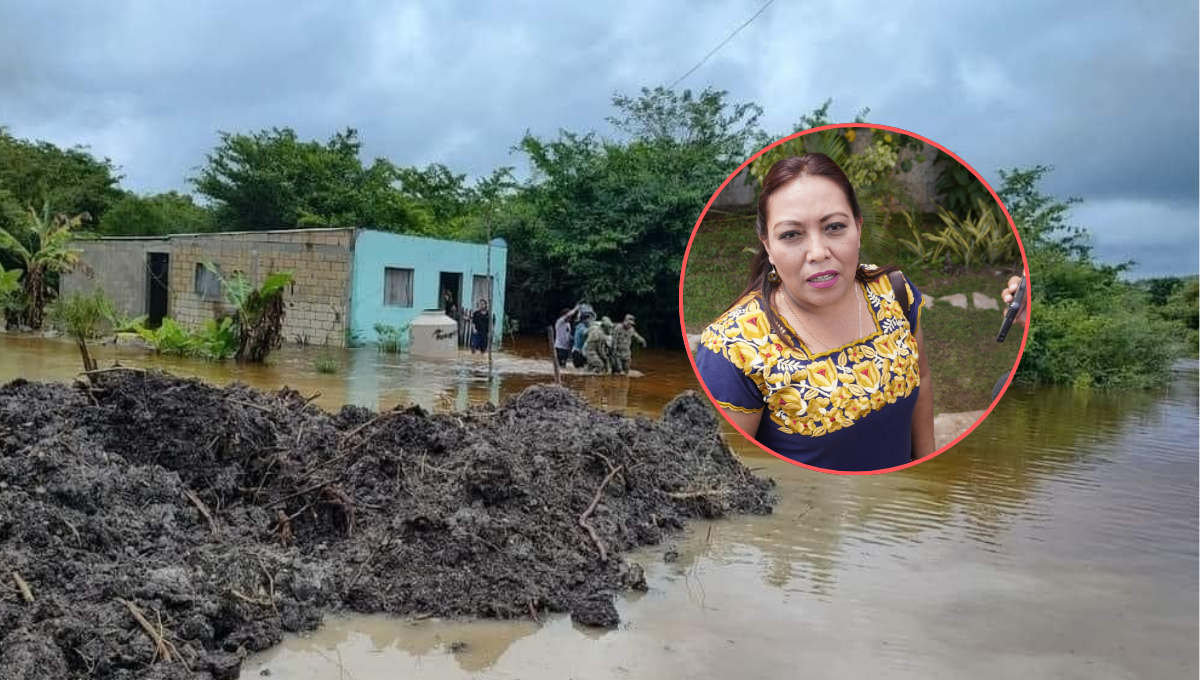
[693,153,935,471]
[470,299,492,354]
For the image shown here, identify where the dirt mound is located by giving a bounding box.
[0,372,775,680]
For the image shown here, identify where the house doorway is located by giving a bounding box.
[439,271,464,346]
[439,271,462,312]
[146,252,170,328]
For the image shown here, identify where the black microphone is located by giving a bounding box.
[997,277,1027,343]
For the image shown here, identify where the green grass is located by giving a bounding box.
[313,355,339,374]
[921,302,1022,414]
[681,215,1024,414]
[681,213,760,332]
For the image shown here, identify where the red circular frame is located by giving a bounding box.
[678,123,1032,475]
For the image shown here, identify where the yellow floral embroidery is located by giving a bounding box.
[758,335,791,369]
[728,342,759,374]
[807,358,839,389]
[767,386,804,413]
[737,311,771,343]
[850,360,882,390]
[701,328,724,352]
[844,396,871,420]
[700,270,924,438]
[873,333,899,359]
[829,386,855,408]
[869,390,887,410]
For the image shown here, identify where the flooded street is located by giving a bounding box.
[2,334,1196,678]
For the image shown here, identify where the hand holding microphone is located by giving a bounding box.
[997,275,1027,342]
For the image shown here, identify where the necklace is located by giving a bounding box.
[777,282,863,353]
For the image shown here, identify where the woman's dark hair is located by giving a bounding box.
[733,152,900,341]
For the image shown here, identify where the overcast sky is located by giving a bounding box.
[1,0,1196,277]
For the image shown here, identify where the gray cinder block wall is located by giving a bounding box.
[60,238,171,320]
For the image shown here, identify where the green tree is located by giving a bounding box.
[0,202,89,329]
[191,127,440,234]
[499,87,763,342]
[1001,168,1184,387]
[191,127,363,230]
[0,129,123,279]
[0,128,124,225]
[98,191,215,236]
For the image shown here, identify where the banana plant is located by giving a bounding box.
[199,261,295,362]
[0,201,90,329]
[0,263,22,322]
[135,317,195,355]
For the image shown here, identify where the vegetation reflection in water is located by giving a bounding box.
[2,334,1195,678]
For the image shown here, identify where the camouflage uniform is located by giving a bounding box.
[584,319,613,373]
[610,318,646,375]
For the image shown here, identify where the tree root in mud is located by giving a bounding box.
[118,599,182,665]
[12,571,34,603]
[579,465,624,562]
[184,488,218,535]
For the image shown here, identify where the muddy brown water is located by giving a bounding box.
[2,334,1196,679]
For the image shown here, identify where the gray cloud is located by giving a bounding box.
[0,0,1195,275]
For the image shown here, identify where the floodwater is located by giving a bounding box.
[2,334,1197,679]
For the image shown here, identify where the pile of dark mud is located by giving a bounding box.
[0,370,774,680]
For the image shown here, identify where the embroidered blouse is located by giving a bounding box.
[694,265,926,471]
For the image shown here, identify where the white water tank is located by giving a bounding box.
[410,309,458,359]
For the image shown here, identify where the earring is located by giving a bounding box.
[767,265,781,284]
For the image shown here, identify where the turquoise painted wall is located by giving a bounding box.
[349,230,508,346]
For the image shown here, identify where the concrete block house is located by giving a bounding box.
[61,228,508,349]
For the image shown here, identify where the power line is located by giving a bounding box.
[668,0,776,90]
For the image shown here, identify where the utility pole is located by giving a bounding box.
[485,208,493,383]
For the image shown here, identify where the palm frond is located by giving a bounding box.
[0,226,33,263]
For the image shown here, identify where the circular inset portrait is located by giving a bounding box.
[680,124,1030,474]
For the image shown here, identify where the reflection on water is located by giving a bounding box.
[0,334,683,418]
[3,335,1196,678]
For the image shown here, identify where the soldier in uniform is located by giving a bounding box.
[610,313,647,375]
[584,317,614,373]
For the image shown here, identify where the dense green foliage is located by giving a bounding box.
[2,91,1195,386]
[0,128,123,232]
[1142,277,1199,358]
[0,263,21,316]
[0,202,89,328]
[373,323,409,353]
[48,289,115,373]
[190,127,511,238]
[901,200,1018,268]
[313,355,340,374]
[1001,167,1193,387]
[495,87,763,343]
[135,318,197,356]
[48,289,112,338]
[98,191,214,236]
[932,148,993,219]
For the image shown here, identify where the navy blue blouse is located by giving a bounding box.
[694,266,926,472]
